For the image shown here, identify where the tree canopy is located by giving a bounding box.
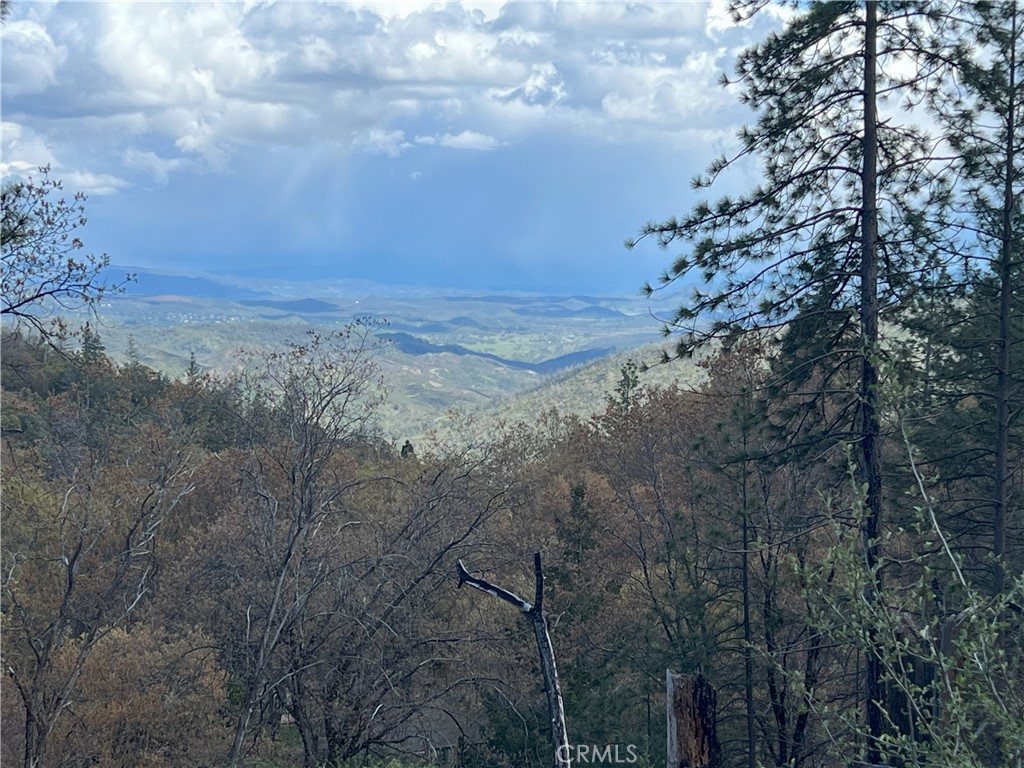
[1,167,133,345]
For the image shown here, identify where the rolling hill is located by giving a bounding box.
[61,266,694,440]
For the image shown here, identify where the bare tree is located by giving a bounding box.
[212,323,386,764]
[2,418,195,768]
[456,553,570,768]
[276,441,518,766]
[1,168,133,347]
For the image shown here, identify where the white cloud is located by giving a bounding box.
[0,122,126,194]
[93,2,279,162]
[0,20,66,95]
[371,129,500,153]
[705,0,742,38]
[355,1,444,22]
[63,170,130,196]
[357,128,413,157]
[377,24,526,86]
[599,49,728,126]
[0,1,783,191]
[298,36,339,72]
[552,1,706,37]
[0,122,58,177]
[357,1,505,24]
[489,62,565,107]
[122,148,188,185]
[436,130,501,150]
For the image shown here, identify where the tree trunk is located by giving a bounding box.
[666,671,721,768]
[993,5,1017,598]
[228,689,258,764]
[740,440,756,768]
[860,2,885,762]
[457,553,570,768]
[23,701,38,768]
[288,679,319,768]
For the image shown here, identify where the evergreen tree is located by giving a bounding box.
[185,350,201,383]
[628,1,944,759]
[124,335,142,370]
[79,322,105,365]
[913,0,1024,597]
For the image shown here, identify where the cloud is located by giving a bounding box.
[1,1,781,195]
[705,0,743,37]
[88,2,281,164]
[1,122,58,176]
[296,35,338,72]
[356,128,413,157]
[355,128,501,155]
[63,170,130,196]
[0,20,66,96]
[412,130,500,150]
[0,121,127,194]
[489,62,565,107]
[599,50,728,127]
[121,148,189,185]
[436,130,501,151]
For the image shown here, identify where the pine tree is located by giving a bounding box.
[928,0,1024,597]
[628,1,944,759]
[79,322,105,365]
[124,335,142,370]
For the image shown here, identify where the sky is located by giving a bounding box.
[1,1,788,294]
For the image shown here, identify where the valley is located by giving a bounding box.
[80,266,702,439]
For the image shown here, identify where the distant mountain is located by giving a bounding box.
[444,295,562,305]
[533,347,619,373]
[380,331,613,374]
[237,298,343,313]
[447,315,483,327]
[401,322,451,334]
[511,305,625,318]
[105,267,269,300]
[465,342,710,434]
[443,294,620,306]
[389,317,486,334]
[58,266,675,440]
[106,267,640,314]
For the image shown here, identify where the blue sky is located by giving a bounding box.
[1,1,787,293]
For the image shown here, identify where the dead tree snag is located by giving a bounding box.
[456,553,570,768]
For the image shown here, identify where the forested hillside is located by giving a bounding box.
[2,2,1023,768]
[48,285,670,440]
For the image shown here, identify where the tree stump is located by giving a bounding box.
[667,671,721,768]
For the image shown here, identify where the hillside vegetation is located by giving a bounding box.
[53,280,682,439]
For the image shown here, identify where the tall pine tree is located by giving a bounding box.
[629,1,944,759]
[917,0,1024,597]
